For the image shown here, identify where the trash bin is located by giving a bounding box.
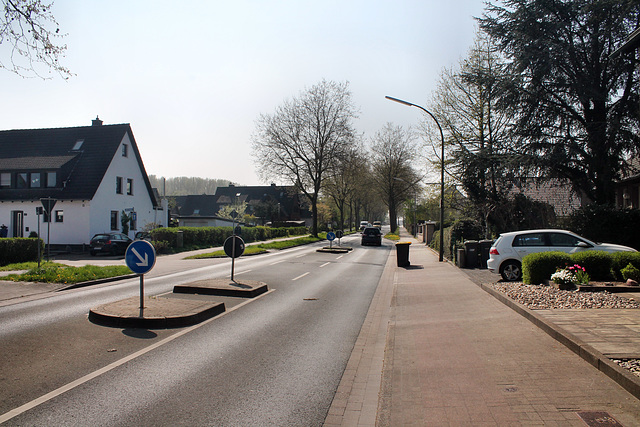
[395,241,411,267]
[464,240,479,269]
[456,248,465,268]
[479,239,493,269]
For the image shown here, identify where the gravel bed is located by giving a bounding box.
[612,359,640,378]
[490,282,640,310]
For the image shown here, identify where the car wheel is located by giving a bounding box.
[500,261,522,281]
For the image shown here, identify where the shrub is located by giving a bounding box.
[0,238,44,266]
[522,251,571,285]
[621,263,640,282]
[610,252,640,281]
[566,205,640,250]
[570,251,613,281]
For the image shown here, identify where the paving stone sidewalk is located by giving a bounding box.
[325,231,640,426]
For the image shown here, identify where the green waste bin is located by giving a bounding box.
[396,241,411,267]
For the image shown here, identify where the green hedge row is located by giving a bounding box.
[522,250,640,285]
[149,226,308,252]
[0,238,44,266]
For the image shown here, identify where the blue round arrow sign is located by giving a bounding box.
[125,240,156,275]
[326,231,336,241]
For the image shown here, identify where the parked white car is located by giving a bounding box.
[487,229,637,281]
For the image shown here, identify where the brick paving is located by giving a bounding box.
[325,231,640,426]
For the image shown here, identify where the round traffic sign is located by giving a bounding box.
[224,235,245,258]
[335,230,344,239]
[125,240,156,275]
[326,231,336,241]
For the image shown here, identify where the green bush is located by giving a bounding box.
[621,263,640,282]
[0,238,44,266]
[570,251,613,281]
[148,226,308,251]
[522,251,571,285]
[566,205,640,250]
[610,252,640,281]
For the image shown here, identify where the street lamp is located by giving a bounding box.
[386,95,445,262]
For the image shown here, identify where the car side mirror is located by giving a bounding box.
[577,241,590,248]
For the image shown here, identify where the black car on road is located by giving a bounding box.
[361,227,382,246]
[89,233,132,256]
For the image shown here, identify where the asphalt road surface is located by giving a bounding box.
[0,232,389,426]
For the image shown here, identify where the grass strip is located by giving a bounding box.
[185,235,324,259]
[2,264,133,284]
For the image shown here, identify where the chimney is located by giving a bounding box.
[92,116,103,126]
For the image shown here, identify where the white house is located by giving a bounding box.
[0,118,167,248]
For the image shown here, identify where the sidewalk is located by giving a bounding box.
[325,230,640,426]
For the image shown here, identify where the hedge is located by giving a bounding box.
[148,226,308,253]
[522,251,571,285]
[0,238,44,266]
[523,250,639,285]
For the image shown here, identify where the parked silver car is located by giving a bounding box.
[487,229,637,281]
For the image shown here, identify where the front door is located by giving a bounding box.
[11,211,23,237]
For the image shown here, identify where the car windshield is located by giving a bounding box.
[363,228,380,235]
[92,234,110,240]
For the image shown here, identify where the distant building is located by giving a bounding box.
[172,183,312,227]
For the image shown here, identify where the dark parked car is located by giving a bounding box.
[89,233,133,256]
[361,227,382,246]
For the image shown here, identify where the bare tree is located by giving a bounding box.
[252,79,358,236]
[370,123,420,233]
[1,0,71,79]
[324,144,364,231]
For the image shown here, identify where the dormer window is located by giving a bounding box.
[72,139,84,151]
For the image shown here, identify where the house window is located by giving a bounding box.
[16,173,28,189]
[46,172,56,188]
[30,173,42,188]
[72,139,84,150]
[127,178,133,195]
[110,211,118,230]
[55,210,63,223]
[122,144,128,157]
[116,177,123,194]
[0,173,10,188]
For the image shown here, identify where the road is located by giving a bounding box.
[0,232,389,426]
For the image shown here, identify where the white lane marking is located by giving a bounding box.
[231,269,252,276]
[269,260,284,266]
[295,254,306,258]
[0,290,275,424]
[337,255,344,260]
[319,262,330,268]
[292,272,310,281]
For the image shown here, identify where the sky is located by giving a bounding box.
[1,0,486,186]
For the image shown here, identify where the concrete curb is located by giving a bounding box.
[479,282,640,400]
[57,274,139,291]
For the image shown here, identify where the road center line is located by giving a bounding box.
[319,262,330,268]
[0,289,275,424]
[292,272,310,281]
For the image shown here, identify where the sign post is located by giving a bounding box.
[125,240,156,317]
[335,230,344,246]
[40,198,57,261]
[326,231,336,249]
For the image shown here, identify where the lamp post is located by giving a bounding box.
[386,95,445,262]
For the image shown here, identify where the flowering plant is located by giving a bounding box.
[550,264,590,286]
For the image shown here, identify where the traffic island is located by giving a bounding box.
[89,295,226,329]
[316,246,352,254]
[173,278,268,298]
